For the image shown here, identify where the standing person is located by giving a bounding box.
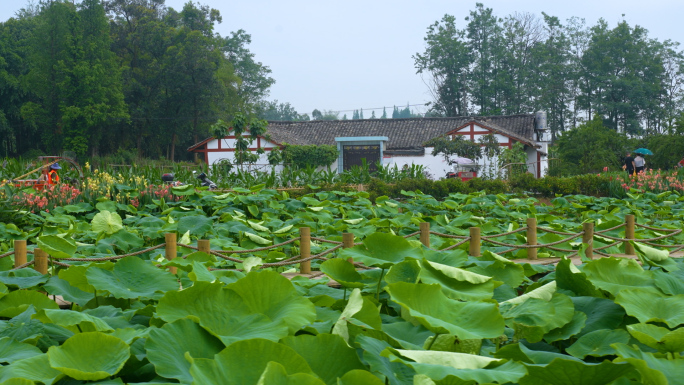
[634,154,645,174]
[47,163,61,184]
[623,152,635,176]
[677,156,684,168]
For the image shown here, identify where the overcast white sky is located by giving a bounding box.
[2,0,684,117]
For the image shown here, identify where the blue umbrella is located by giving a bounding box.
[634,148,653,156]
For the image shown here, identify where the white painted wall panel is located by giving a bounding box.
[206,139,219,149]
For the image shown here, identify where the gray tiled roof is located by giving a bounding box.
[264,115,537,150]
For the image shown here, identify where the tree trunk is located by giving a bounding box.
[170,133,177,161]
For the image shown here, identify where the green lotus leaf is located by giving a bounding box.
[59,264,102,293]
[47,332,129,381]
[632,241,670,261]
[469,251,525,288]
[189,260,217,282]
[156,281,289,345]
[582,258,656,295]
[503,293,575,343]
[43,276,95,306]
[653,269,684,295]
[320,259,365,288]
[256,361,326,385]
[339,233,421,268]
[386,282,505,340]
[0,337,42,364]
[33,309,113,333]
[36,234,77,259]
[555,258,603,297]
[0,290,59,318]
[171,184,196,195]
[91,210,123,235]
[565,329,630,359]
[226,270,317,334]
[494,343,582,365]
[384,259,421,285]
[177,215,213,237]
[0,307,44,343]
[519,358,633,385]
[627,323,684,353]
[614,288,684,328]
[0,269,49,290]
[244,232,271,245]
[146,318,225,384]
[423,334,482,354]
[337,370,385,385]
[381,321,433,350]
[543,311,587,343]
[387,349,526,384]
[0,354,63,384]
[419,260,498,301]
[355,336,416,385]
[188,339,314,385]
[613,343,684,385]
[86,256,179,300]
[571,297,625,337]
[282,334,366,385]
[502,281,556,305]
[332,289,382,343]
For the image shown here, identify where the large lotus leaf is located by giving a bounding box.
[387,350,526,384]
[582,258,656,295]
[282,334,366,385]
[0,337,42,364]
[518,358,633,385]
[337,370,385,385]
[424,335,482,354]
[156,281,288,345]
[332,289,382,343]
[385,259,421,285]
[468,252,525,288]
[226,270,316,334]
[632,241,679,271]
[33,309,113,333]
[91,210,123,235]
[59,265,99,293]
[339,233,421,268]
[256,361,326,385]
[43,276,95,306]
[36,234,77,259]
[571,296,625,337]
[86,256,178,300]
[0,269,49,289]
[419,260,498,301]
[0,379,35,385]
[188,339,314,385]
[653,270,684,295]
[627,323,684,353]
[615,288,684,328]
[502,281,556,305]
[555,258,603,297]
[355,336,416,385]
[565,329,630,359]
[382,321,434,350]
[613,343,684,385]
[494,343,583,365]
[47,332,129,381]
[386,282,504,340]
[0,307,44,343]
[177,215,213,237]
[543,311,587,343]
[319,259,365,288]
[0,354,63,384]
[146,318,225,384]
[0,290,59,318]
[503,294,574,343]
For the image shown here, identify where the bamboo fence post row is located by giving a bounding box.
[625,214,635,255]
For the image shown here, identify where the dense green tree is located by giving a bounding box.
[380,107,387,119]
[221,29,275,106]
[256,100,306,121]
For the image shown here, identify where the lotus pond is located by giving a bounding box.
[0,187,683,384]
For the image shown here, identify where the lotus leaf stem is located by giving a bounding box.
[376,268,385,300]
[426,333,440,350]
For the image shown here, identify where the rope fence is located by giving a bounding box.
[2,214,683,276]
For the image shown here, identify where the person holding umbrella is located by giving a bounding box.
[633,148,653,174]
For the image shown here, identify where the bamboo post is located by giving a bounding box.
[469,227,481,257]
[13,240,27,269]
[420,222,430,248]
[343,233,354,263]
[198,239,211,254]
[625,214,635,255]
[34,248,48,275]
[583,222,594,260]
[299,227,311,274]
[165,233,177,275]
[527,217,538,260]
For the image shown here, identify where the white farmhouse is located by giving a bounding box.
[188,112,551,179]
